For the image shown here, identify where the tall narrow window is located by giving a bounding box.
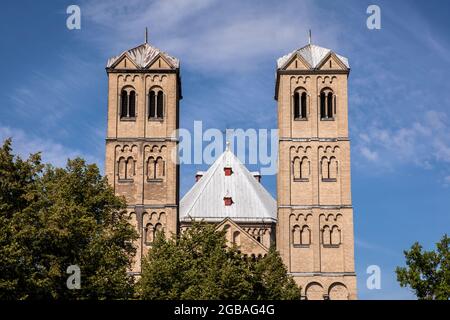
[293,225,301,245]
[320,89,334,120]
[293,157,301,180]
[327,92,333,119]
[149,91,156,118]
[320,92,326,119]
[301,226,311,245]
[126,157,134,179]
[157,91,164,118]
[294,90,307,120]
[329,157,338,180]
[293,92,300,119]
[331,226,341,245]
[118,157,126,180]
[301,92,307,119]
[322,226,331,245]
[120,90,128,118]
[149,89,164,119]
[300,157,309,180]
[321,157,329,180]
[129,91,136,117]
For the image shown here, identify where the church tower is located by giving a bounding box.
[275,42,357,299]
[105,36,181,274]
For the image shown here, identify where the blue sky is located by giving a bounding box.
[1,0,449,299]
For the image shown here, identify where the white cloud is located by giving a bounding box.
[359,146,379,162]
[81,0,337,71]
[354,110,450,170]
[0,126,100,169]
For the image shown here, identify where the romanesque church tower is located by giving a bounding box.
[105,37,181,274]
[275,43,357,299]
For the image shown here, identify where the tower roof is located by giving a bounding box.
[180,148,277,223]
[106,42,180,69]
[277,44,349,70]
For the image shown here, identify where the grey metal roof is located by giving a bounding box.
[180,147,277,223]
[277,44,349,70]
[107,42,180,69]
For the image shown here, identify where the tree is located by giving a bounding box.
[0,139,138,299]
[396,234,450,300]
[137,222,301,300]
[253,246,302,300]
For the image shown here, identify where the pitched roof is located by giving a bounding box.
[180,147,277,223]
[277,44,349,70]
[107,42,180,69]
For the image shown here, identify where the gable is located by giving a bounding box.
[110,54,138,70]
[317,52,348,71]
[216,218,269,256]
[147,54,173,70]
[284,54,311,70]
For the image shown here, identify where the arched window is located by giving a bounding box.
[293,157,301,180]
[320,92,326,119]
[329,157,338,180]
[301,226,311,245]
[155,223,163,235]
[148,88,164,119]
[147,157,156,180]
[300,156,309,180]
[145,223,154,244]
[120,87,136,119]
[118,157,127,180]
[293,225,301,245]
[293,89,307,120]
[129,91,136,117]
[320,89,334,120]
[293,92,300,119]
[155,157,165,179]
[301,92,307,119]
[120,90,128,118]
[233,231,241,246]
[157,91,164,118]
[149,91,156,118]
[331,226,341,245]
[321,157,329,180]
[322,157,337,182]
[223,224,231,242]
[322,226,331,246]
[126,156,135,179]
[327,92,333,118]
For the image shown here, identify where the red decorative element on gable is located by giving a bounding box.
[224,167,233,176]
[223,197,233,206]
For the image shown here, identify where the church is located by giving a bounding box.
[104,34,357,300]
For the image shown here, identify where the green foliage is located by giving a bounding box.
[137,223,301,300]
[0,139,138,299]
[396,234,450,300]
[254,246,302,300]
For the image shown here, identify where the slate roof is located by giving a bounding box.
[107,42,179,69]
[277,44,349,70]
[180,147,277,223]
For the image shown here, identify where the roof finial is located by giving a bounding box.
[309,29,312,45]
[145,27,148,44]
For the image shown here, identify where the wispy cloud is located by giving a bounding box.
[81,0,335,72]
[0,126,100,169]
